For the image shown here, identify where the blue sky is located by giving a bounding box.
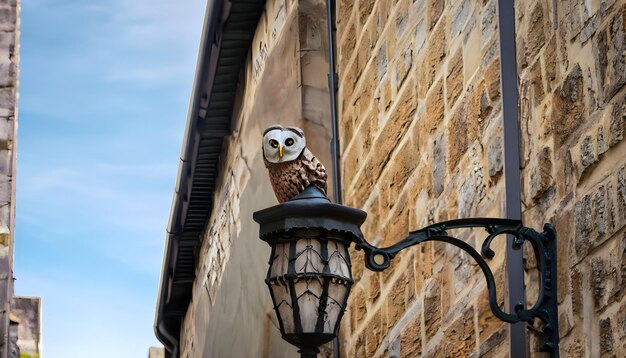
[15,1,206,356]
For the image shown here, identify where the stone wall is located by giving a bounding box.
[12,297,41,357]
[337,0,626,357]
[516,0,626,356]
[0,0,18,356]
[178,0,334,357]
[337,0,509,356]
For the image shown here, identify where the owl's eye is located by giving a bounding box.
[285,138,295,146]
[269,139,279,148]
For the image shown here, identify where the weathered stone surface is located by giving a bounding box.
[488,135,502,177]
[433,134,446,196]
[451,0,471,38]
[365,310,384,357]
[400,316,421,357]
[427,0,444,30]
[598,7,626,101]
[553,64,584,145]
[530,147,553,200]
[446,49,464,107]
[580,135,596,173]
[358,0,375,27]
[424,79,444,132]
[447,103,468,171]
[619,166,626,221]
[443,306,475,357]
[574,193,594,257]
[423,278,441,340]
[484,58,500,101]
[600,318,616,358]
[609,101,625,147]
[481,0,497,46]
[425,20,447,87]
[526,2,545,61]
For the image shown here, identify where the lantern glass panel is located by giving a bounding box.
[327,238,351,278]
[269,241,290,279]
[294,277,324,332]
[323,280,347,333]
[294,235,324,274]
[269,280,294,333]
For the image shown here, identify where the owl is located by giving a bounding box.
[262,124,328,203]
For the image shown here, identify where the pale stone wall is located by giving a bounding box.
[12,297,41,357]
[337,0,508,356]
[338,0,626,357]
[516,0,626,356]
[0,0,18,356]
[178,0,334,357]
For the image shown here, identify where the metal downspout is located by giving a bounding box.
[497,0,527,357]
[327,0,342,205]
[326,0,341,357]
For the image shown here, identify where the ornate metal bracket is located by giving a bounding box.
[353,218,559,356]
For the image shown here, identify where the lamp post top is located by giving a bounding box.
[253,186,367,243]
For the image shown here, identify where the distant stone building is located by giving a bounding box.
[0,0,19,356]
[148,346,165,358]
[12,297,42,358]
[156,0,626,357]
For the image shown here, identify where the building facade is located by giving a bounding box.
[156,0,626,357]
[12,297,42,358]
[0,0,19,356]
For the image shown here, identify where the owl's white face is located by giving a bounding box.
[263,125,306,163]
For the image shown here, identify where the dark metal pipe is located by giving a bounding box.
[326,0,342,205]
[497,0,527,356]
[326,1,342,356]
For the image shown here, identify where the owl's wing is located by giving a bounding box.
[301,148,328,195]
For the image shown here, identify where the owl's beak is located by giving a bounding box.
[279,145,284,158]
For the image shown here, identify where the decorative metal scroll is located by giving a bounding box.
[353,218,559,357]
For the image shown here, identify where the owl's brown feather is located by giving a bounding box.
[264,147,327,203]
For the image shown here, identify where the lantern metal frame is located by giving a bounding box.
[254,186,559,357]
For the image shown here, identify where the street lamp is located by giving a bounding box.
[253,186,559,357]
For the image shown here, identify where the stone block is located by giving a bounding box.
[600,318,616,358]
[0,6,16,32]
[544,36,558,90]
[529,147,554,200]
[365,310,383,356]
[425,20,447,87]
[394,47,413,91]
[530,59,544,105]
[447,103,467,172]
[427,0,444,31]
[446,49,464,108]
[340,22,356,66]
[433,134,446,196]
[525,2,545,61]
[442,306,475,357]
[352,288,367,328]
[377,44,387,81]
[574,193,593,257]
[481,0,497,46]
[358,0,375,27]
[487,134,502,177]
[386,272,407,328]
[484,58,500,101]
[602,7,626,101]
[423,278,441,340]
[451,0,472,38]
[424,79,444,133]
[337,0,353,27]
[370,86,416,179]
[400,315,421,357]
[609,101,625,148]
[553,64,584,145]
[619,166,626,222]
